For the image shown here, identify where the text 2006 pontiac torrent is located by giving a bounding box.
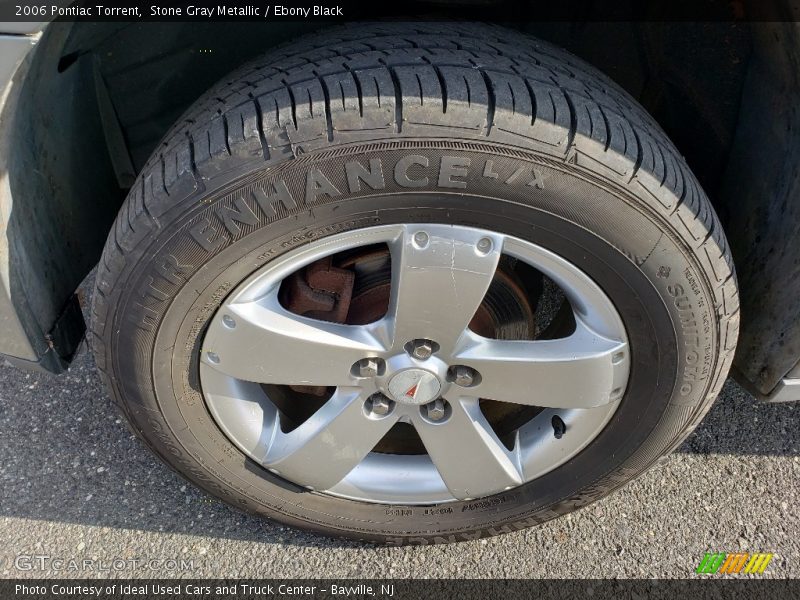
[1,16,797,544]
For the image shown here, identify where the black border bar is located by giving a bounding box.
[2,0,800,23]
[3,579,800,600]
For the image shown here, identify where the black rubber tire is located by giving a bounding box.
[91,23,739,544]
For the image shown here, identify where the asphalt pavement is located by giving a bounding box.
[0,287,798,579]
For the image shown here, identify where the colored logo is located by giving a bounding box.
[387,369,441,405]
[696,552,774,575]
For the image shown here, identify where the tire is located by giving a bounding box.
[91,23,739,544]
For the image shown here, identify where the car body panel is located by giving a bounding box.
[0,32,42,364]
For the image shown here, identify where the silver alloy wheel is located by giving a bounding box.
[200,224,630,504]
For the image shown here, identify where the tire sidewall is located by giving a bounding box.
[110,140,719,543]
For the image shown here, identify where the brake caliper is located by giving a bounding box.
[281,256,355,396]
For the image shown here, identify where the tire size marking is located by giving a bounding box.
[385,508,413,517]
[424,507,453,515]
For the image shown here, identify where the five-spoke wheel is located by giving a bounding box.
[200,224,630,503]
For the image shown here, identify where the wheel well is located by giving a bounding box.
[7,18,799,392]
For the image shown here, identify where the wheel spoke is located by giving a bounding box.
[202,292,384,386]
[414,397,522,499]
[453,319,628,409]
[263,388,398,491]
[382,225,503,355]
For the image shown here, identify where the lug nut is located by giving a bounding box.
[413,231,429,248]
[409,339,435,360]
[206,351,220,364]
[426,398,447,421]
[369,394,393,416]
[452,365,477,387]
[354,357,382,378]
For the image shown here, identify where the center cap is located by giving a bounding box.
[387,369,442,405]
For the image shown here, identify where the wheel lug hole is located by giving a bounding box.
[366,393,394,417]
[412,231,429,249]
[206,351,221,364]
[222,315,237,329]
[476,237,493,255]
[448,365,480,387]
[422,398,449,422]
[405,339,439,360]
[352,357,384,378]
